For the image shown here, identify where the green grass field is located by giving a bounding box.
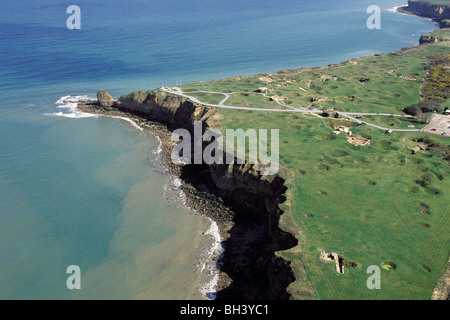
[181,91,226,105]
[219,110,449,300]
[178,30,450,300]
[183,36,449,116]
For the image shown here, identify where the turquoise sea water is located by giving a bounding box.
[0,0,437,299]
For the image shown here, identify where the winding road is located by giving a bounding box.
[161,87,422,133]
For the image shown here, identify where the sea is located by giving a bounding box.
[0,0,437,299]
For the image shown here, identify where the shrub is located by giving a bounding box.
[403,101,441,116]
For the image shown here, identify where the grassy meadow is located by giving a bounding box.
[178,30,450,300]
[216,109,449,300]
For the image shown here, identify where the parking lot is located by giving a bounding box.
[421,114,450,137]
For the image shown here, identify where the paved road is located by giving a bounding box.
[341,114,421,132]
[161,87,422,132]
[163,87,324,113]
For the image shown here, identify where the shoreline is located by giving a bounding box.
[75,101,236,298]
[76,96,297,300]
[396,2,450,25]
[396,5,428,18]
[54,95,229,299]
[68,6,450,300]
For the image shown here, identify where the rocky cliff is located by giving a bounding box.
[420,31,441,43]
[93,89,298,299]
[401,1,450,22]
[114,90,218,132]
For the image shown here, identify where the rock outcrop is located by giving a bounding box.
[401,1,450,22]
[97,90,116,107]
[440,19,450,28]
[85,89,298,300]
[181,161,297,299]
[115,90,217,132]
[420,33,440,44]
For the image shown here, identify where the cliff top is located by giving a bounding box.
[170,29,450,300]
[410,0,450,4]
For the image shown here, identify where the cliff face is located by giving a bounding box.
[181,161,297,299]
[405,1,450,21]
[113,90,285,216]
[116,90,217,132]
[107,90,298,299]
[114,90,287,220]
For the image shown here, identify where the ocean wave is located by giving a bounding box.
[51,95,224,299]
[172,177,182,188]
[387,6,400,13]
[56,95,92,104]
[104,115,143,131]
[162,174,187,207]
[160,171,224,300]
[44,111,97,119]
[199,218,224,300]
[153,134,163,155]
[56,95,146,130]
[45,95,97,119]
[57,102,78,109]
[200,274,220,300]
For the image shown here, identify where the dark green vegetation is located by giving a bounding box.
[404,51,450,117]
[410,0,450,5]
[420,53,450,103]
[180,31,450,300]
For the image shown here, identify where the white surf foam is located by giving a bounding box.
[56,96,146,130]
[56,95,91,104]
[153,134,163,155]
[173,177,182,188]
[159,172,223,300]
[105,115,144,131]
[52,94,223,300]
[199,218,224,300]
[44,111,97,119]
[201,273,220,300]
[387,6,400,13]
[46,95,97,119]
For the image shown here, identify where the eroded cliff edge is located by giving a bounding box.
[400,0,450,25]
[78,89,299,299]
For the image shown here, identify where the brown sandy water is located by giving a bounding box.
[67,116,221,300]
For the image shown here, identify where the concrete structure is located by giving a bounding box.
[320,251,344,274]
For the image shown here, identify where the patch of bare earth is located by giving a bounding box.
[431,258,450,300]
[347,135,371,146]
